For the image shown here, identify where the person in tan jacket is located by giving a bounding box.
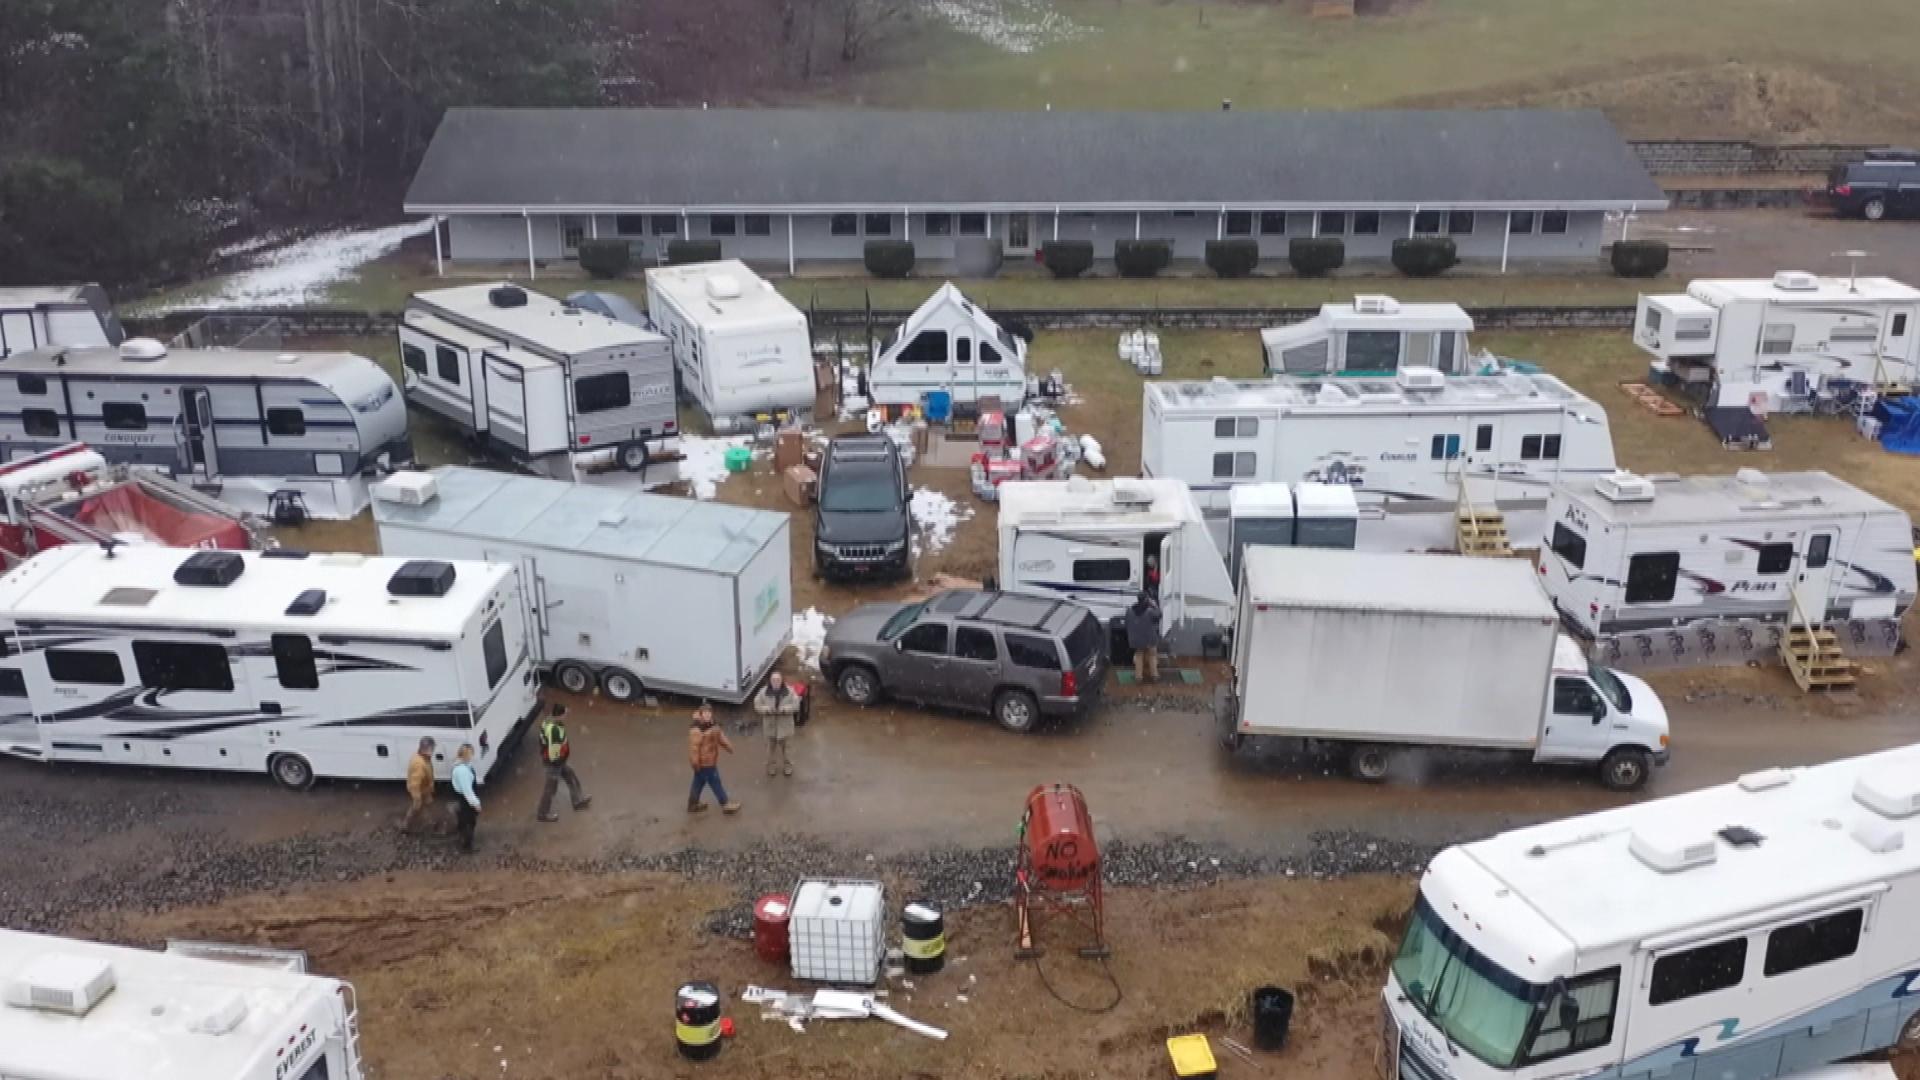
[687,703,740,814]
[754,672,802,777]
[402,737,436,833]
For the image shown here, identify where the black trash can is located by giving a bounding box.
[1252,985,1294,1052]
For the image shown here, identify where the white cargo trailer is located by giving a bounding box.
[374,466,791,705]
[1260,294,1476,375]
[645,260,814,427]
[0,928,363,1080]
[1219,546,1669,789]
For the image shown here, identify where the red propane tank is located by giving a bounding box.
[1023,784,1100,893]
[753,894,791,965]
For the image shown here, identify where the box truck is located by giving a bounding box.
[1217,546,1670,790]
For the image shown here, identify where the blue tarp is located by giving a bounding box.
[1875,397,1920,455]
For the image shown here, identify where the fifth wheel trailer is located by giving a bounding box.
[373,466,791,705]
[1218,546,1669,790]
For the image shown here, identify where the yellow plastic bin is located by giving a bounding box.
[1166,1034,1217,1079]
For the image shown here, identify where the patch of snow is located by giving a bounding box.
[791,608,834,673]
[676,434,760,499]
[216,229,294,260]
[156,219,433,312]
[928,0,1089,54]
[909,487,973,558]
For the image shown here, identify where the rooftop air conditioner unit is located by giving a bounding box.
[1595,471,1657,503]
[1629,825,1718,873]
[5,954,117,1016]
[1772,271,1819,291]
[1110,478,1155,506]
[1351,294,1400,315]
[370,471,439,507]
[1855,767,1920,819]
[706,274,743,301]
[119,338,168,362]
[1397,366,1446,393]
[388,560,456,598]
[174,550,246,587]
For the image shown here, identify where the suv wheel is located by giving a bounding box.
[1864,196,1889,221]
[994,689,1039,734]
[837,664,880,706]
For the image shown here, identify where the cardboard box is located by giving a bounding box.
[783,464,817,506]
[774,430,806,472]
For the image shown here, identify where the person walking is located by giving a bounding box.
[450,743,482,853]
[687,703,741,814]
[535,703,592,822]
[754,672,801,777]
[402,736,437,834]
[1124,590,1163,685]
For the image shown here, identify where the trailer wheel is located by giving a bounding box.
[993,689,1039,734]
[1347,744,1391,783]
[617,442,649,472]
[1600,748,1653,792]
[553,662,595,696]
[269,753,316,791]
[599,668,643,704]
[836,664,880,707]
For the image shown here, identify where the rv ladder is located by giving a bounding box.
[342,982,368,1080]
[1454,482,1513,558]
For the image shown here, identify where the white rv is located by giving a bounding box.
[0,340,411,519]
[0,285,121,358]
[1382,745,1920,1080]
[997,476,1235,657]
[1543,469,1917,636]
[1142,370,1617,552]
[645,260,813,427]
[373,467,791,705]
[867,283,1027,408]
[0,545,539,790]
[400,283,677,476]
[1261,294,1476,376]
[0,928,363,1080]
[1635,272,1920,411]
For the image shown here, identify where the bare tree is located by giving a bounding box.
[835,0,914,63]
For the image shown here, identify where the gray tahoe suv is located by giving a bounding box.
[822,590,1108,732]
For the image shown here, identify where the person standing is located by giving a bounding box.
[450,743,482,853]
[754,673,801,777]
[402,736,437,834]
[687,703,741,814]
[1124,590,1163,685]
[535,703,592,822]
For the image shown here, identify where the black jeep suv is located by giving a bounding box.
[813,434,911,581]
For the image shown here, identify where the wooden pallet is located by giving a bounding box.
[1779,626,1858,693]
[1619,382,1686,416]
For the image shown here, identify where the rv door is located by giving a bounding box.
[1158,534,1181,635]
[177,387,219,482]
[515,554,549,664]
[1791,529,1839,626]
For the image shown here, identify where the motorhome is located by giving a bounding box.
[1634,272,1920,411]
[645,260,813,427]
[1223,481,1359,580]
[374,466,791,705]
[0,340,411,519]
[997,476,1235,657]
[1141,370,1616,552]
[1381,745,1920,1080]
[0,443,269,566]
[0,928,363,1080]
[0,545,540,790]
[400,283,677,477]
[1260,295,1477,375]
[0,285,122,358]
[867,283,1028,408]
[1542,469,1916,637]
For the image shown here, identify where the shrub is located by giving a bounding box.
[1610,239,1671,278]
[1041,240,1095,279]
[1205,238,1259,279]
[863,240,915,279]
[1287,238,1345,277]
[1391,237,1458,278]
[1114,238,1172,279]
[666,239,722,265]
[576,238,631,279]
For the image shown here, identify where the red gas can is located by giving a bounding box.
[753,893,791,965]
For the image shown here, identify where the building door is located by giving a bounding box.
[1005,213,1034,254]
[1791,529,1838,626]
[178,387,219,482]
[560,217,587,257]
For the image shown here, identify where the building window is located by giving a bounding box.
[483,619,509,688]
[925,213,953,236]
[1318,211,1348,236]
[1414,210,1444,235]
[709,215,737,236]
[1225,211,1253,236]
[23,409,60,438]
[266,408,305,437]
[1259,211,1287,236]
[102,402,146,431]
[574,372,632,414]
[1353,211,1380,235]
[1551,524,1587,569]
[1650,938,1748,1006]
[1072,559,1132,583]
[1212,451,1256,479]
[958,213,988,236]
[830,214,858,237]
[1625,552,1680,605]
[272,633,319,690]
[615,214,647,236]
[1448,211,1475,235]
[1542,210,1570,234]
[402,344,427,375]
[133,640,233,693]
[1510,211,1537,235]
[744,214,772,237]
[1429,434,1461,460]
[562,222,584,251]
[864,213,892,236]
[1764,909,1863,977]
[435,345,462,385]
[651,215,679,236]
[1761,324,1795,355]
[1756,542,1794,575]
[17,374,46,396]
[46,648,124,686]
[1213,417,1257,438]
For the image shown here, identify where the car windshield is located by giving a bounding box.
[1588,663,1632,712]
[821,462,898,512]
[1392,895,1542,1067]
[878,602,926,641]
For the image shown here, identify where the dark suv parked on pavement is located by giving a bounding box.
[1825,149,1920,220]
[822,590,1108,732]
[813,434,912,581]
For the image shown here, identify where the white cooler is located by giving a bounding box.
[789,879,886,984]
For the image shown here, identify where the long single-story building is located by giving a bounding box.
[404,107,1668,275]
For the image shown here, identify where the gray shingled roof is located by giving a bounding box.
[404,107,1665,212]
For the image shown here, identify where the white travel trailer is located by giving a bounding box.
[867,283,1027,408]
[374,466,791,705]
[997,476,1235,657]
[1142,370,1616,552]
[0,284,122,358]
[1543,469,1917,636]
[0,928,363,1080]
[1382,744,1920,1080]
[1261,294,1477,375]
[0,340,411,519]
[1634,272,1920,410]
[400,283,677,477]
[645,260,814,427]
[0,545,539,790]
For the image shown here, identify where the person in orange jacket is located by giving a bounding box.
[402,737,436,833]
[687,702,741,814]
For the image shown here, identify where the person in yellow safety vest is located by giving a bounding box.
[536,703,592,822]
